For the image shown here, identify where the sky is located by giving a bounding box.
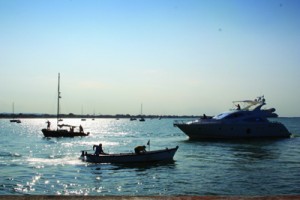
[0,0,300,116]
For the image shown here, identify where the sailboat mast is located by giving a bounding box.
[57,73,61,129]
[12,102,15,119]
[12,102,15,114]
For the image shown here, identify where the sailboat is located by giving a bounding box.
[81,106,86,121]
[139,103,145,122]
[41,73,90,137]
[10,102,21,123]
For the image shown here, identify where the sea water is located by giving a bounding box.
[0,118,300,196]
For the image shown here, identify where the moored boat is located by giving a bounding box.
[10,102,21,123]
[41,73,90,137]
[81,146,179,164]
[174,96,291,140]
[10,119,21,123]
[139,103,146,122]
[42,125,89,137]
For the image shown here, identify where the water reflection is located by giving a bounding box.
[184,138,285,160]
[113,160,176,171]
[229,140,281,161]
[180,138,292,171]
[86,160,176,172]
[83,160,178,195]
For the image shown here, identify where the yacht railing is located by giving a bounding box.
[173,120,191,125]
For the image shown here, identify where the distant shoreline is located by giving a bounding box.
[0,113,200,119]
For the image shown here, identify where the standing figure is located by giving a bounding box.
[46,121,51,129]
[79,125,83,133]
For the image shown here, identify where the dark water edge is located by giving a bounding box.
[0,195,300,200]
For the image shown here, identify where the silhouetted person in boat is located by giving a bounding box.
[79,125,83,133]
[236,104,241,110]
[93,143,105,155]
[134,145,146,154]
[46,121,51,129]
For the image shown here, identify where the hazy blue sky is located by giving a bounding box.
[0,0,299,116]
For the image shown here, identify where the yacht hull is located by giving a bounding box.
[174,122,291,140]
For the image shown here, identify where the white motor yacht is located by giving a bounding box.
[174,96,291,139]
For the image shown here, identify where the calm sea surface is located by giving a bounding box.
[0,118,300,196]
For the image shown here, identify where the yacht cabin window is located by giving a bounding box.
[213,111,247,120]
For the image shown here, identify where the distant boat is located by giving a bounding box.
[81,106,86,121]
[139,103,145,122]
[10,102,21,123]
[81,146,179,164]
[10,119,21,123]
[130,117,137,121]
[41,73,90,137]
[139,117,145,122]
[92,110,95,120]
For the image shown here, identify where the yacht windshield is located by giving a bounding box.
[213,112,232,120]
[213,111,245,120]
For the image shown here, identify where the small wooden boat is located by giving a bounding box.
[81,146,179,164]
